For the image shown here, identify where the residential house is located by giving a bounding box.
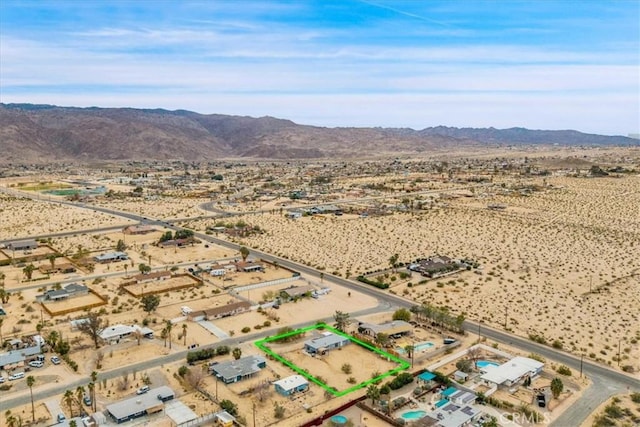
[480,356,544,388]
[106,386,174,424]
[279,285,315,300]
[357,320,413,338]
[304,333,350,355]
[7,239,38,251]
[189,301,251,321]
[99,324,154,344]
[37,283,89,302]
[234,261,264,272]
[94,252,129,263]
[209,355,266,384]
[422,402,482,427]
[274,375,309,396]
[0,345,42,370]
[131,271,171,284]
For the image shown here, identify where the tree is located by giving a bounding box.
[456,359,473,373]
[140,294,161,314]
[27,376,36,422]
[404,344,415,367]
[138,263,151,275]
[48,254,57,270]
[239,246,250,262]
[165,320,173,349]
[90,371,98,411]
[64,389,75,417]
[375,332,390,347]
[550,377,563,399]
[0,286,8,304]
[159,231,173,243]
[0,272,4,287]
[333,311,351,332]
[132,329,143,346]
[23,263,36,281]
[467,347,481,370]
[274,402,286,419]
[116,239,126,252]
[182,324,188,346]
[76,311,105,349]
[366,384,380,406]
[161,328,168,347]
[389,253,399,271]
[232,347,242,360]
[220,399,238,417]
[75,386,85,415]
[392,308,411,322]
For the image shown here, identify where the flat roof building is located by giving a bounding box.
[358,320,413,338]
[94,252,128,263]
[106,386,174,424]
[210,355,266,384]
[7,239,38,251]
[274,375,309,396]
[480,356,544,387]
[304,333,350,355]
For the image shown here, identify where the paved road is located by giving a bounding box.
[0,302,391,412]
[2,189,638,426]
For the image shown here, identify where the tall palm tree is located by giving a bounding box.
[182,324,187,346]
[87,382,95,412]
[64,389,74,417]
[48,254,57,270]
[75,386,85,415]
[165,320,173,349]
[26,376,36,422]
[90,371,98,412]
[0,318,4,345]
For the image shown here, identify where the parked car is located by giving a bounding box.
[9,372,25,380]
[0,376,5,383]
[57,413,66,423]
[51,356,61,365]
[136,385,150,395]
[83,394,92,406]
[28,360,44,368]
[537,394,546,408]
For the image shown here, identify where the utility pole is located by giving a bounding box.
[253,402,256,427]
[618,339,622,367]
[504,306,508,330]
[477,321,482,342]
[580,354,583,378]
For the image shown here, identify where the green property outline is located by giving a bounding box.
[254,322,410,397]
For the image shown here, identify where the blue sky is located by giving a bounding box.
[1,0,638,135]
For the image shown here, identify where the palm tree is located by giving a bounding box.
[161,328,168,347]
[366,384,380,406]
[182,324,187,346]
[90,371,98,411]
[47,330,60,350]
[23,263,36,281]
[48,254,57,270]
[165,320,173,349]
[404,344,415,368]
[26,376,36,422]
[75,386,85,415]
[64,389,74,417]
[0,318,4,345]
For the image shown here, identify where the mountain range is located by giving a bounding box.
[0,103,635,163]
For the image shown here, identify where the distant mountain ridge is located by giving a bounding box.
[0,103,635,163]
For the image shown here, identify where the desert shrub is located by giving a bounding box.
[556,365,572,376]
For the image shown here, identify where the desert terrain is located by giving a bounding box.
[0,147,638,427]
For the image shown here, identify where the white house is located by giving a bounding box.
[480,356,544,387]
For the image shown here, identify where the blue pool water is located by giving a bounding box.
[477,360,499,369]
[397,341,434,353]
[401,410,427,420]
[330,415,348,424]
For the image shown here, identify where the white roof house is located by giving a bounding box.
[273,375,309,396]
[480,356,544,387]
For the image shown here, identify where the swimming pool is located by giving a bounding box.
[330,415,348,425]
[401,410,427,420]
[477,360,499,369]
[397,341,434,353]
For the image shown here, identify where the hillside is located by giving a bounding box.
[0,104,635,163]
